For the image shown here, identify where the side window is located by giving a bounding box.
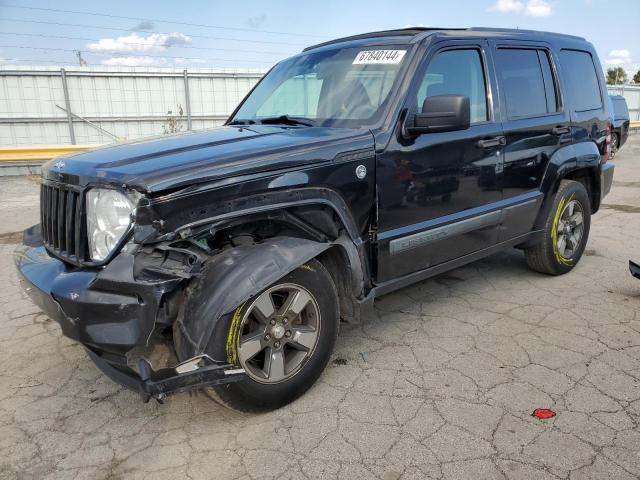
[496,48,549,119]
[559,50,602,112]
[417,49,488,124]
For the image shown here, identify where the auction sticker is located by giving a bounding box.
[353,50,406,65]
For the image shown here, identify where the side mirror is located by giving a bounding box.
[407,95,470,135]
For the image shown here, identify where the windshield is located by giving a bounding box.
[231,45,409,128]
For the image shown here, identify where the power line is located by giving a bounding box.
[0,45,277,65]
[0,32,296,56]
[0,57,268,69]
[1,18,311,47]
[1,4,327,39]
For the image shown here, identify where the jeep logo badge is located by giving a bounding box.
[355,165,367,179]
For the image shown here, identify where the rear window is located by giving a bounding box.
[496,48,556,119]
[559,50,603,112]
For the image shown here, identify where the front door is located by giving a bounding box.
[376,41,504,282]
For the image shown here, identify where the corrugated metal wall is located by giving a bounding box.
[607,85,640,120]
[0,66,265,146]
[1,65,637,147]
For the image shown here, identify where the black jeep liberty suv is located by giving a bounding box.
[15,28,615,412]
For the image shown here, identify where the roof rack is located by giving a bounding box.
[303,27,460,52]
[303,26,586,52]
[468,27,585,41]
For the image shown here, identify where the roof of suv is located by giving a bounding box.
[303,27,586,52]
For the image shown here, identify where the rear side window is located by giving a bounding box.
[559,50,602,112]
[416,49,488,124]
[496,48,555,119]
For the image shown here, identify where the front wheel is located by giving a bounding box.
[525,180,591,275]
[205,259,339,412]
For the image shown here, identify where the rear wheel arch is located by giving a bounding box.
[535,142,601,230]
[562,166,600,213]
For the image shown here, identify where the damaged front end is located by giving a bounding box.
[15,186,365,402]
[14,224,246,402]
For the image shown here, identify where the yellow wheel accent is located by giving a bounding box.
[551,194,574,266]
[226,304,245,364]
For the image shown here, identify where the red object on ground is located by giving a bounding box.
[532,408,556,419]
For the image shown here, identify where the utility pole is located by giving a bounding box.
[75,51,88,67]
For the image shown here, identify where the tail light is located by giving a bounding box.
[603,120,611,164]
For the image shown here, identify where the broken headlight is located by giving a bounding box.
[86,188,136,261]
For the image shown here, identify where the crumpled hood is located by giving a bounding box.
[42,125,373,193]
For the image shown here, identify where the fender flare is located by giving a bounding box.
[534,141,601,230]
[174,236,333,359]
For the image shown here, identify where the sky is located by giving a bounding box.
[0,0,638,78]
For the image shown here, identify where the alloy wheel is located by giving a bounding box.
[236,283,321,383]
[556,199,584,259]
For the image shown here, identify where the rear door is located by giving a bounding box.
[557,48,608,154]
[490,41,569,241]
[375,40,504,282]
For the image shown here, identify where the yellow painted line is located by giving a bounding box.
[630,120,640,129]
[0,145,102,162]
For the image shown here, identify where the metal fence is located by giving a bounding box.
[607,84,640,121]
[0,66,265,146]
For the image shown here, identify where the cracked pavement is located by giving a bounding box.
[1,137,640,480]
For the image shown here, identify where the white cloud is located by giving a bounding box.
[88,32,191,53]
[608,49,631,60]
[489,0,524,13]
[606,49,635,74]
[525,0,553,16]
[489,0,553,16]
[100,56,167,67]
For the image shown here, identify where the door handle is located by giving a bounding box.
[476,136,506,148]
[551,126,570,135]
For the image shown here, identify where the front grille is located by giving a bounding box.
[41,183,85,263]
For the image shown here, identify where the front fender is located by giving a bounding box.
[174,236,331,358]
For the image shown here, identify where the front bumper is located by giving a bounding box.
[14,225,244,400]
[15,225,170,355]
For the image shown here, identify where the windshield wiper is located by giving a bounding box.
[228,119,257,126]
[257,115,315,127]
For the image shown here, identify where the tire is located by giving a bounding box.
[525,180,591,275]
[610,133,619,159]
[203,259,339,412]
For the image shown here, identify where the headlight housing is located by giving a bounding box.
[86,188,136,261]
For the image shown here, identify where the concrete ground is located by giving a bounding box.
[1,137,640,480]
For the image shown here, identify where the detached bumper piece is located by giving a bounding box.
[89,351,245,403]
[630,261,640,280]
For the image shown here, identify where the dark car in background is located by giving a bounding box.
[609,94,630,158]
[15,27,614,412]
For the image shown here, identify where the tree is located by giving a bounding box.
[162,105,184,134]
[607,67,627,85]
[634,70,640,84]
